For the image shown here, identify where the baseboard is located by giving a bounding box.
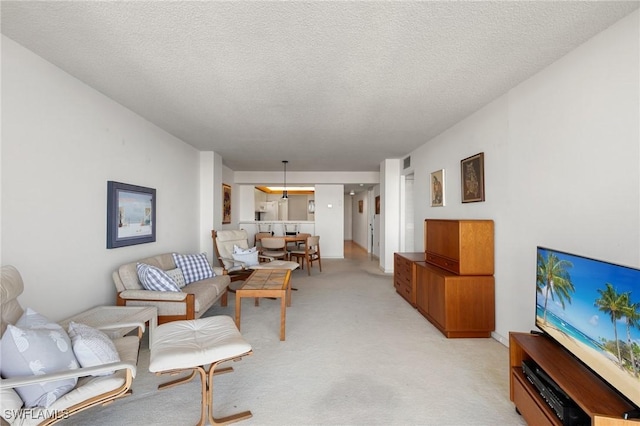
[491,331,509,347]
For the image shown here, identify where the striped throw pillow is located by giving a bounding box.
[136,263,181,292]
[172,253,214,284]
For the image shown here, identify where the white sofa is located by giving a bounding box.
[112,253,230,324]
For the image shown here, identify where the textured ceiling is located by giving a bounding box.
[2,1,638,173]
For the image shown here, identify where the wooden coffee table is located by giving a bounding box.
[235,269,292,341]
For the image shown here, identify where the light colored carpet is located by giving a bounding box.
[62,246,525,425]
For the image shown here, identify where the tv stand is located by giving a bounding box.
[509,332,638,425]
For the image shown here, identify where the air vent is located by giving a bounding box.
[403,156,411,169]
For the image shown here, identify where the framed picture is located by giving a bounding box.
[375,196,380,214]
[430,169,445,207]
[107,181,156,248]
[461,152,485,203]
[222,184,232,224]
[358,200,363,213]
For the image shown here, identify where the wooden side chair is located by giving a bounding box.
[254,232,273,251]
[293,232,311,250]
[289,235,322,276]
[259,237,289,261]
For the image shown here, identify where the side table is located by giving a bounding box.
[59,305,157,347]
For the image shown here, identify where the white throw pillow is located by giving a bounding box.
[1,310,79,408]
[232,246,259,267]
[68,322,120,376]
[233,245,257,254]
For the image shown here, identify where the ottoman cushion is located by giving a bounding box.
[149,316,251,373]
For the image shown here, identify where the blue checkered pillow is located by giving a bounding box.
[136,263,181,292]
[172,253,214,284]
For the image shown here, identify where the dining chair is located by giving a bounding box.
[254,232,273,250]
[293,232,311,250]
[283,223,300,250]
[260,237,289,261]
[289,235,322,276]
[284,223,299,236]
[258,223,273,234]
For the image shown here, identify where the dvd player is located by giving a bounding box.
[522,360,589,426]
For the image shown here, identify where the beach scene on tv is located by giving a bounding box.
[536,247,640,408]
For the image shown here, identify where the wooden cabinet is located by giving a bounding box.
[393,252,424,306]
[394,220,495,338]
[424,219,494,275]
[416,219,495,338]
[509,332,637,426]
[416,262,495,338]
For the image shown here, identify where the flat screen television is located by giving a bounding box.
[536,246,640,410]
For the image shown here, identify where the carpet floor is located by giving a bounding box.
[61,244,525,425]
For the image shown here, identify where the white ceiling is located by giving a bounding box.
[1,1,638,173]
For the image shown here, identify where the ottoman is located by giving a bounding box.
[149,315,253,425]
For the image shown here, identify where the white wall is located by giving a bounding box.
[381,159,401,272]
[1,36,206,321]
[314,185,344,258]
[409,11,640,345]
[199,151,214,260]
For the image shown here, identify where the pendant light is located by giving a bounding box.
[281,160,288,199]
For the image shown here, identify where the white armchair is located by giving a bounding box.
[0,265,144,426]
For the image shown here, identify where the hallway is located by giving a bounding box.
[343,239,375,262]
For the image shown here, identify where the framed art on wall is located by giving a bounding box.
[461,152,485,203]
[222,184,232,224]
[107,181,156,248]
[358,200,363,213]
[375,196,380,214]
[430,169,445,207]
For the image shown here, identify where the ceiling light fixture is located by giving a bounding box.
[281,160,288,200]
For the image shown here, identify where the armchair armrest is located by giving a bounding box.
[116,291,196,323]
[0,360,138,389]
[117,289,188,301]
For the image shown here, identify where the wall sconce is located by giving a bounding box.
[349,190,355,196]
[308,200,315,213]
